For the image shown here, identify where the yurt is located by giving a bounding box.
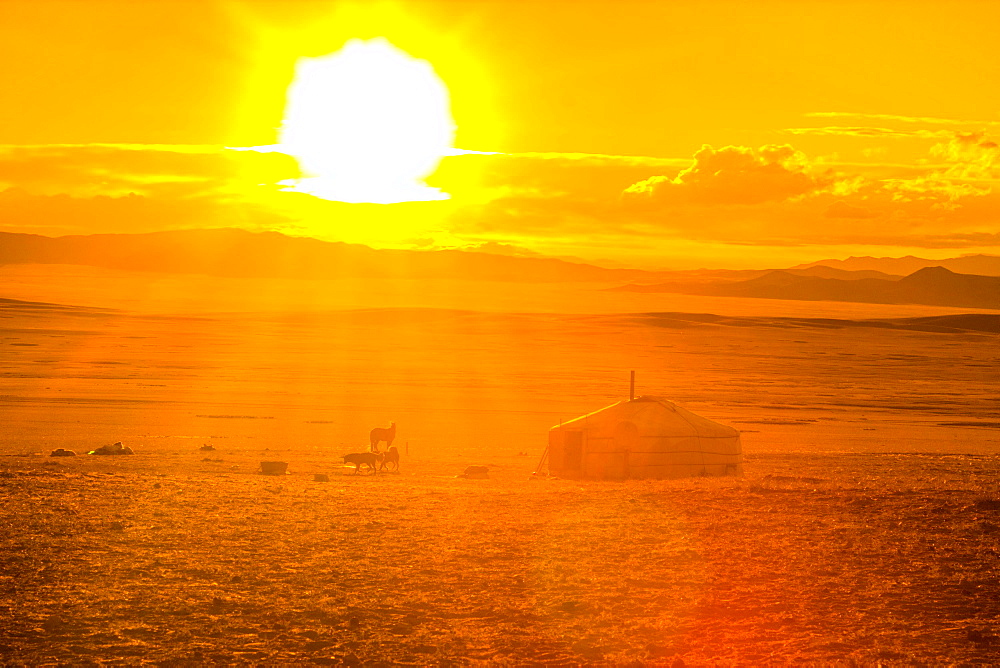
[547,396,742,479]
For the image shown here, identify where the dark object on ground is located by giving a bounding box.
[260,461,288,476]
[49,448,76,457]
[42,615,70,633]
[89,442,134,456]
[379,446,400,472]
[199,444,216,451]
[344,452,382,475]
[460,466,489,479]
[314,473,330,482]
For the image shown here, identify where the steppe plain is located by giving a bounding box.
[1,264,998,665]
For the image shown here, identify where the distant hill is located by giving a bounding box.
[0,228,671,284]
[0,296,117,315]
[4,228,988,291]
[608,265,899,285]
[624,311,1000,334]
[795,254,1000,277]
[787,265,901,281]
[611,266,1000,310]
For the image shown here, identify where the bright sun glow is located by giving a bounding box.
[278,38,455,204]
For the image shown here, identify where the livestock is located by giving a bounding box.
[369,422,396,451]
[344,451,383,475]
[89,442,134,456]
[379,446,400,472]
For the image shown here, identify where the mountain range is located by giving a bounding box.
[2,228,998,310]
[795,254,1000,277]
[0,228,667,284]
[612,266,1000,310]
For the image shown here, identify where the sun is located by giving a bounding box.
[277,38,456,204]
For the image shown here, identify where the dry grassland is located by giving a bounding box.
[2,453,998,666]
[1,290,998,665]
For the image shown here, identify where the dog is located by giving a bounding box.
[344,451,383,475]
[379,446,400,472]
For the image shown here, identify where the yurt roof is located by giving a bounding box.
[551,395,739,438]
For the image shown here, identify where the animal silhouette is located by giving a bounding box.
[344,451,382,475]
[379,446,400,472]
[369,422,396,451]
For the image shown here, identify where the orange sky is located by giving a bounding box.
[1,0,998,269]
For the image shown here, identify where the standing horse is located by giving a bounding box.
[369,422,396,452]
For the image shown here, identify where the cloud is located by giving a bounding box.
[0,144,299,235]
[622,144,827,206]
[882,176,990,205]
[805,112,1000,128]
[0,188,290,236]
[427,150,688,201]
[3,141,997,258]
[784,126,953,139]
[445,142,1000,252]
[0,144,299,198]
[825,200,877,219]
[929,131,1000,180]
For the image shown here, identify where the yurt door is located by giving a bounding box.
[613,421,640,478]
[564,431,583,471]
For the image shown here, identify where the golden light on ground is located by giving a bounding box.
[277,38,455,204]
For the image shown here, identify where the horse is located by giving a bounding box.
[369,422,396,452]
